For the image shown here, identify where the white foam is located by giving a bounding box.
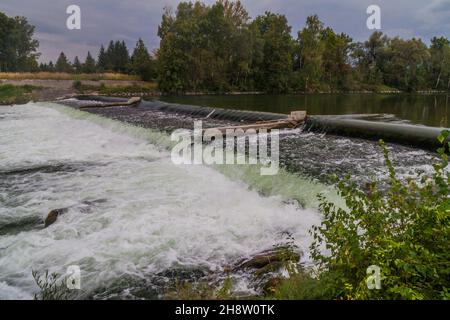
[0,103,321,299]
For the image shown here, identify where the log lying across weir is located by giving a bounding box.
[78,97,142,109]
[72,96,450,150]
[206,111,307,134]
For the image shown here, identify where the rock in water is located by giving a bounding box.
[43,199,105,228]
[233,248,301,271]
[44,208,68,228]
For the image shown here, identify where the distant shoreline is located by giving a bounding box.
[1,78,449,106]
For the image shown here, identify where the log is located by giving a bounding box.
[79,96,142,109]
[288,110,307,122]
[204,110,306,134]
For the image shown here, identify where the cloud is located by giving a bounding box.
[415,0,450,38]
[428,0,450,12]
[0,0,448,63]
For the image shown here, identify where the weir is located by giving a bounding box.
[304,116,450,150]
[73,96,450,150]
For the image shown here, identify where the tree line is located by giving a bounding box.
[157,0,450,93]
[0,10,156,81]
[39,39,156,81]
[1,1,450,93]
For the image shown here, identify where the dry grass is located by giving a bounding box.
[74,81,158,94]
[102,82,158,90]
[0,72,140,81]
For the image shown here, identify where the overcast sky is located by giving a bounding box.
[1,0,449,63]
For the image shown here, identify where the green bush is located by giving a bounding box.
[72,80,82,92]
[0,84,37,104]
[307,133,450,300]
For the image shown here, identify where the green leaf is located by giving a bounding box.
[437,130,450,144]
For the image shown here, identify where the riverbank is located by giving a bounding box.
[0,84,40,105]
[0,72,139,81]
[2,77,448,107]
[0,79,155,104]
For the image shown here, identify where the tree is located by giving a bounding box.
[0,12,40,72]
[384,37,430,91]
[55,52,72,73]
[321,28,353,90]
[157,2,208,92]
[83,51,96,73]
[429,37,450,90]
[296,15,325,91]
[217,0,255,90]
[154,1,449,93]
[97,44,108,72]
[72,56,82,73]
[352,32,390,86]
[105,40,115,70]
[103,40,130,73]
[252,12,294,93]
[115,41,130,73]
[47,61,55,72]
[130,39,155,81]
[157,1,258,92]
[39,63,48,72]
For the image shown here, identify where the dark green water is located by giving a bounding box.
[160,94,450,128]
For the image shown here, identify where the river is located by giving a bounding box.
[160,93,450,128]
[0,97,441,299]
[0,102,322,299]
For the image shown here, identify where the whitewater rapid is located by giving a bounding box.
[0,102,321,299]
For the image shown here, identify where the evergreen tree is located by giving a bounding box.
[97,44,108,71]
[73,56,82,73]
[115,40,130,73]
[102,40,130,72]
[83,51,97,73]
[55,52,72,72]
[39,63,48,71]
[131,39,155,81]
[48,61,55,72]
[105,40,115,70]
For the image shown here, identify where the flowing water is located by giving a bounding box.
[0,100,440,299]
[0,102,322,299]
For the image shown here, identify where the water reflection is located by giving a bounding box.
[160,94,450,128]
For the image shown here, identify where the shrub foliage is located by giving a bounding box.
[309,134,450,299]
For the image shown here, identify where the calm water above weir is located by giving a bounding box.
[160,94,450,128]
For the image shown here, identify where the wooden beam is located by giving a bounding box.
[79,97,142,109]
[204,110,307,134]
[288,111,307,122]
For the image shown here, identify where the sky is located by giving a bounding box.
[1,0,449,63]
